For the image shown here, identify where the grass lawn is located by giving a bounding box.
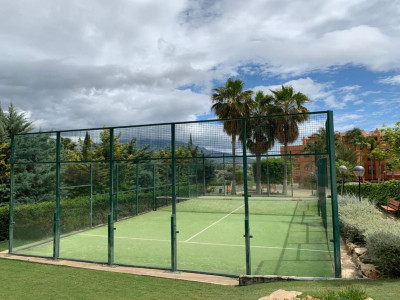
[0,258,400,299]
[12,197,334,277]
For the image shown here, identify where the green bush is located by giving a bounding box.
[339,195,400,276]
[317,286,368,300]
[0,205,9,241]
[367,231,400,277]
[342,180,400,205]
[0,183,188,242]
[338,196,381,244]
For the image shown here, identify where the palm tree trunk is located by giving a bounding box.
[231,135,236,195]
[256,154,261,195]
[283,142,288,195]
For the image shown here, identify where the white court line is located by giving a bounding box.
[78,233,329,253]
[184,204,244,242]
[79,234,169,243]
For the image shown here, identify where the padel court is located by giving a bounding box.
[13,196,334,277]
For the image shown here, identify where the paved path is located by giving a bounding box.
[0,250,238,286]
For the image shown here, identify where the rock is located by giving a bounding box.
[354,247,368,256]
[352,252,361,266]
[359,252,372,264]
[360,263,381,279]
[347,242,357,252]
[258,289,302,300]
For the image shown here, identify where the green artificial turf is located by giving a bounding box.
[12,196,335,277]
[1,258,400,300]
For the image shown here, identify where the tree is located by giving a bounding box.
[244,91,275,194]
[303,127,327,154]
[378,123,400,178]
[0,103,34,203]
[252,158,290,185]
[267,85,311,195]
[211,78,254,195]
[343,128,368,163]
[13,133,56,204]
[369,145,389,181]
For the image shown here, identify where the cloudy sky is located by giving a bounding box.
[1,0,400,133]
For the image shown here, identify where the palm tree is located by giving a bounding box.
[211,78,254,195]
[268,85,311,195]
[303,127,327,154]
[244,91,276,195]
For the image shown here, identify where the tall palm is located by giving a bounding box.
[211,78,254,195]
[244,91,276,195]
[268,85,311,195]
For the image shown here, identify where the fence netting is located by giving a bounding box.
[9,111,340,277]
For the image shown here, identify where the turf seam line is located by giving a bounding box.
[184,204,244,242]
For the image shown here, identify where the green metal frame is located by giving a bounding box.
[53,132,61,260]
[327,111,342,278]
[242,119,252,275]
[171,124,177,271]
[9,110,341,278]
[108,128,114,266]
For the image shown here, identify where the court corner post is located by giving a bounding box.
[241,118,251,275]
[53,131,61,260]
[327,111,342,278]
[9,134,15,253]
[171,123,177,272]
[108,128,115,266]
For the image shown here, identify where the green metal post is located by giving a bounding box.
[90,163,93,228]
[136,163,139,215]
[266,152,270,197]
[187,164,190,198]
[153,164,156,210]
[242,119,251,275]
[53,131,61,260]
[327,111,342,278]
[195,161,198,197]
[8,135,15,253]
[171,124,177,272]
[166,166,169,202]
[202,154,206,196]
[290,151,294,198]
[108,128,114,266]
[177,166,180,198]
[115,163,119,221]
[223,154,226,196]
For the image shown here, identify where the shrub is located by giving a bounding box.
[342,180,400,205]
[0,182,191,242]
[338,196,381,244]
[317,286,368,300]
[339,195,400,276]
[367,231,400,277]
[0,205,9,241]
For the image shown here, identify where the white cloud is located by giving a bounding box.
[343,94,357,102]
[325,95,345,109]
[0,0,399,130]
[379,75,400,85]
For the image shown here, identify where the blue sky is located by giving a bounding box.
[0,0,399,133]
[206,65,400,132]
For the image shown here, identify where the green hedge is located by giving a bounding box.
[342,180,400,205]
[339,195,400,277]
[0,205,9,241]
[0,182,201,242]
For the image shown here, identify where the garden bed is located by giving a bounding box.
[339,195,400,277]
